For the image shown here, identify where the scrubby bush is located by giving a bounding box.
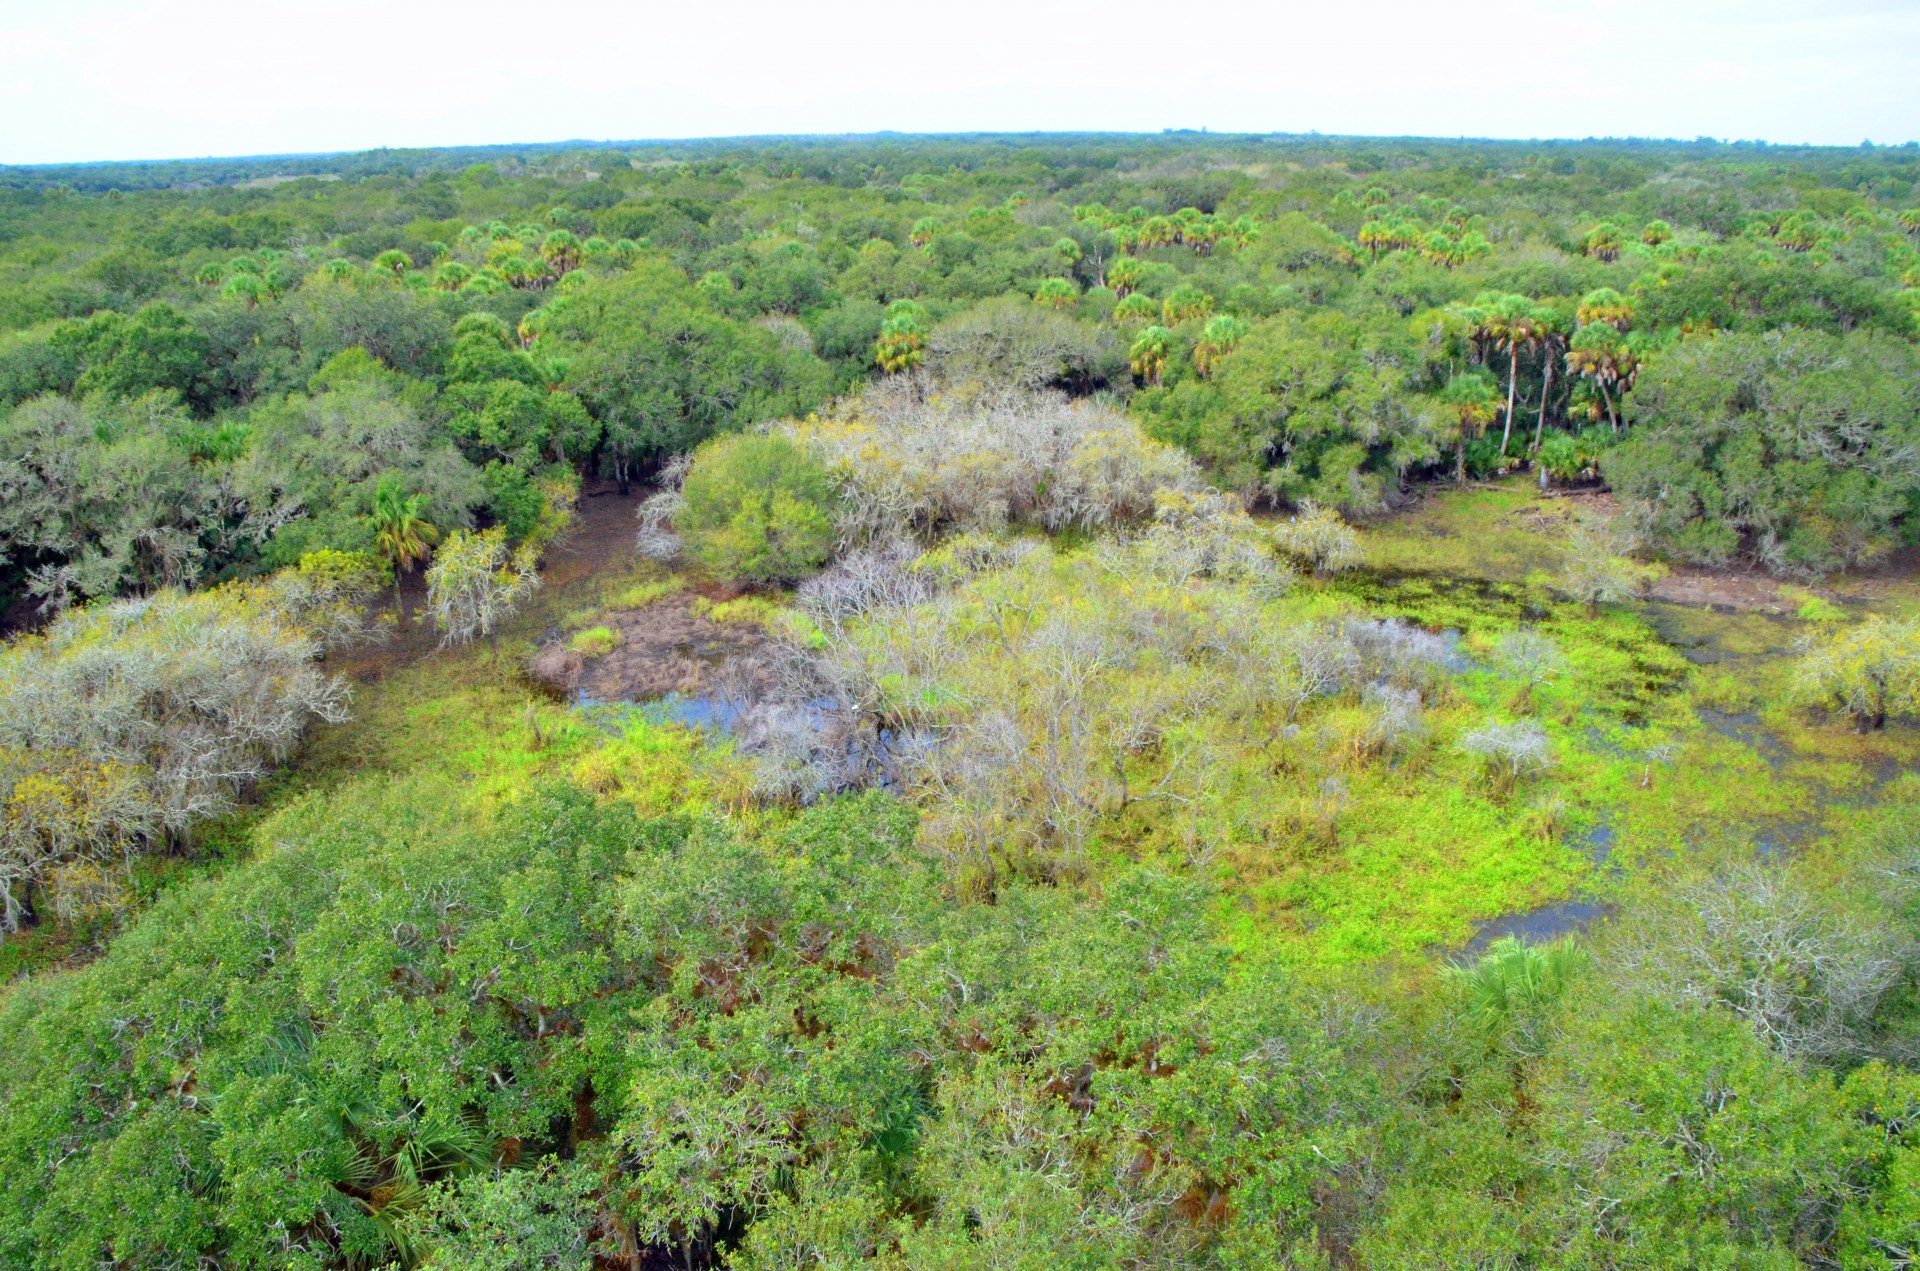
[1559,512,1649,614]
[1270,501,1362,577]
[676,432,841,583]
[1793,614,1920,732]
[425,526,539,653]
[783,380,1198,541]
[1124,488,1292,592]
[0,582,353,928]
[1494,627,1565,708]
[925,295,1122,393]
[1614,862,1904,1061]
[1458,718,1553,791]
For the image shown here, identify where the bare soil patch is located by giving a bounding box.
[1647,569,1802,614]
[530,596,782,703]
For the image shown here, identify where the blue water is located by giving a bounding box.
[1464,899,1609,955]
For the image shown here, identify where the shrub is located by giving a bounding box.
[1271,501,1362,577]
[1458,718,1553,791]
[0,584,351,928]
[425,526,540,652]
[1560,513,1650,614]
[783,381,1198,542]
[1792,614,1920,732]
[677,432,841,583]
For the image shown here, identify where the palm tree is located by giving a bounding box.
[1531,303,1569,456]
[540,230,581,276]
[1161,285,1214,325]
[1488,295,1546,455]
[1033,278,1079,311]
[1107,257,1146,298]
[1357,220,1393,263]
[1900,208,1920,246]
[1575,288,1633,331]
[1565,325,1633,435]
[1111,293,1160,327]
[1447,936,1585,1053]
[432,262,473,292]
[873,301,929,374]
[1447,936,1587,1111]
[369,475,439,615]
[1192,315,1250,379]
[1128,326,1174,386]
[1580,223,1624,262]
[1440,370,1500,485]
[372,249,412,279]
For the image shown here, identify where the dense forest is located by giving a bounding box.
[1,133,1919,1269]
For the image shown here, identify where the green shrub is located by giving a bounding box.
[677,432,840,583]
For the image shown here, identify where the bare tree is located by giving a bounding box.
[1494,628,1564,709]
[1613,862,1905,1062]
[1458,719,1553,792]
[1560,513,1647,616]
[425,528,540,658]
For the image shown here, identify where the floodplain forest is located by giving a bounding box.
[2,132,1920,1269]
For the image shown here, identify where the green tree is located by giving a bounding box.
[675,432,840,583]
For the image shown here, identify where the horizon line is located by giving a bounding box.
[6,128,1917,173]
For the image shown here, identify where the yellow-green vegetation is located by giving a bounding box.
[604,575,685,610]
[798,524,1668,963]
[565,624,621,657]
[5,133,1920,1271]
[1356,480,1573,581]
[690,592,787,626]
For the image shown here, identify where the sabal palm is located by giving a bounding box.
[1441,371,1500,485]
[369,478,439,611]
[1129,326,1174,385]
[1488,295,1545,453]
[1192,315,1250,378]
[1446,935,1586,1059]
[1566,325,1638,434]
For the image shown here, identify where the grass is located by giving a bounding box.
[567,625,621,657]
[690,593,788,625]
[606,576,685,610]
[1351,479,1576,583]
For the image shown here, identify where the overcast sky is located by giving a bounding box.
[2,0,1915,165]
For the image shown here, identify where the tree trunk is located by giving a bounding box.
[1500,347,1518,453]
[1534,356,1554,451]
[1456,433,1467,486]
[1599,381,1619,436]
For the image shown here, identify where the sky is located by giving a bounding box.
[2,0,1916,165]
